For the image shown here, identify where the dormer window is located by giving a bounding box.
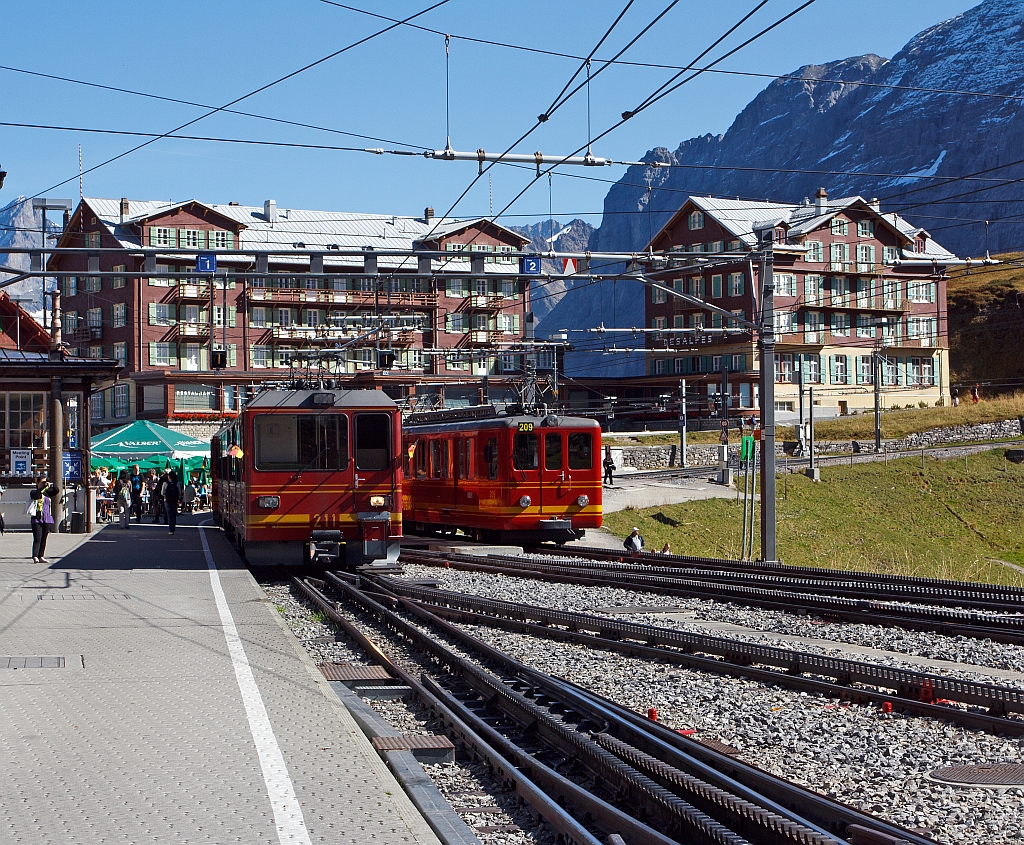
[688,210,704,230]
[914,238,925,253]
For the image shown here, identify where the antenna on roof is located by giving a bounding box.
[78,144,83,200]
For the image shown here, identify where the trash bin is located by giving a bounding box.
[71,511,85,534]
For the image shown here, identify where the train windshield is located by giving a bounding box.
[513,433,538,470]
[568,432,593,469]
[355,413,391,471]
[253,414,348,471]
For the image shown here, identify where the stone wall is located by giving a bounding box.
[166,423,220,443]
[616,417,1024,469]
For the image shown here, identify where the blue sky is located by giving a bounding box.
[0,0,980,227]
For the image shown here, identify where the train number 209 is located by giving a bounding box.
[518,422,534,432]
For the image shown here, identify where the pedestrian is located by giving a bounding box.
[951,385,959,407]
[660,542,672,555]
[623,526,644,554]
[603,447,615,487]
[129,464,144,522]
[158,470,181,534]
[27,476,58,562]
[971,383,980,404]
[113,471,132,529]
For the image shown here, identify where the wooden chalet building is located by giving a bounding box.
[49,198,532,437]
[641,189,957,417]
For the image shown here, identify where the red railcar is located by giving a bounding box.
[212,388,402,566]
[402,408,602,544]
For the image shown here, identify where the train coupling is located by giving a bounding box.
[309,530,342,564]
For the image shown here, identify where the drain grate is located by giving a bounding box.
[2,656,65,669]
[930,763,1024,787]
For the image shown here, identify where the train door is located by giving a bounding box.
[511,422,542,512]
[539,428,570,513]
[455,436,474,511]
[354,412,394,558]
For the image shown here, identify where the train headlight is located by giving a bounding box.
[576,495,590,507]
[369,494,391,508]
[256,496,280,509]
[518,495,531,508]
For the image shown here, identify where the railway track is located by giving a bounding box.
[400,549,1024,646]
[295,571,937,845]
[373,576,1024,734]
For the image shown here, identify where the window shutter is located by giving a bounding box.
[445,314,452,332]
[867,245,875,264]
[512,314,520,333]
[896,357,904,385]
[199,230,208,249]
[226,232,234,249]
[199,307,209,324]
[701,356,712,372]
[200,348,208,370]
[829,356,837,384]
[804,276,814,300]
[228,307,237,328]
[712,276,722,298]
[148,302,157,324]
[168,228,178,248]
[148,226,156,246]
[228,345,237,367]
[148,342,156,365]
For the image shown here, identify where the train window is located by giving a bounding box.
[254,414,348,470]
[414,439,428,479]
[456,439,466,479]
[544,434,562,470]
[430,439,449,479]
[484,438,499,480]
[568,432,593,469]
[513,433,538,470]
[465,437,474,478]
[355,413,391,471]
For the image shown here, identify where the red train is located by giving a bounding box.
[402,407,602,544]
[212,388,403,566]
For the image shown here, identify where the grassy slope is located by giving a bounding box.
[603,449,1024,586]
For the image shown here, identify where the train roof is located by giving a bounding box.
[244,388,397,410]
[403,412,601,435]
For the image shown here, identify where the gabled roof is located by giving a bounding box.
[63,199,526,272]
[648,194,958,261]
[414,217,531,246]
[122,199,245,231]
[0,291,50,351]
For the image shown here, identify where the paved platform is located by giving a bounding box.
[0,516,441,845]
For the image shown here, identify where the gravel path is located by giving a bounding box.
[400,564,1024,683]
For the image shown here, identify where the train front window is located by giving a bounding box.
[254,414,348,471]
[544,434,562,470]
[568,432,593,469]
[513,433,538,470]
[355,413,391,471]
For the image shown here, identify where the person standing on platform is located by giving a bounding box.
[28,477,57,563]
[603,447,615,487]
[129,464,144,523]
[113,472,131,529]
[158,470,181,534]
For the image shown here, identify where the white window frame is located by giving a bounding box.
[833,356,848,385]
[772,274,796,296]
[251,307,266,328]
[113,384,129,418]
[112,303,127,328]
[688,210,704,230]
[804,241,823,263]
[728,273,744,296]
[113,342,127,367]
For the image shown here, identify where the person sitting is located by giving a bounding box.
[624,527,644,554]
[660,542,672,555]
[182,480,197,513]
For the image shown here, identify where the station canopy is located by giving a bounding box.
[90,420,210,461]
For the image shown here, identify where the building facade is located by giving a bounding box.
[50,198,533,437]
[641,189,956,418]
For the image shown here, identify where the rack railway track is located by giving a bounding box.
[294,571,939,845]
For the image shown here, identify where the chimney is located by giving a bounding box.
[814,187,828,214]
[869,197,881,212]
[264,199,277,223]
[62,209,70,231]
[424,206,434,221]
[120,197,130,222]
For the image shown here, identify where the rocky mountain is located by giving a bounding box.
[509,219,595,323]
[547,0,1024,377]
[0,196,60,320]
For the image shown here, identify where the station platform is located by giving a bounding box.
[0,516,441,845]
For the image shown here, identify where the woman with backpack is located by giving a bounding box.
[28,477,58,562]
[112,471,132,529]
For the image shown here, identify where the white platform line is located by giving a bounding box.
[199,525,313,845]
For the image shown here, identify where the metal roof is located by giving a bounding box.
[245,388,397,410]
[82,198,525,272]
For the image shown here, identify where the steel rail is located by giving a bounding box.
[400,550,1024,645]
[379,579,1024,732]
[351,573,934,845]
[290,575,612,845]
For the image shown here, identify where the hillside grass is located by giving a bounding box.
[603,392,1024,449]
[602,449,1024,586]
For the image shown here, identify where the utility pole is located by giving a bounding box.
[797,363,805,454]
[758,236,777,562]
[679,379,688,468]
[874,346,882,452]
